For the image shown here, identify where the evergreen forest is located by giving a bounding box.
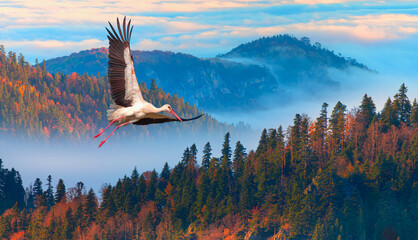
[1,83,417,240]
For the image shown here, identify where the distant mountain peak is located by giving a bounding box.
[218,34,369,71]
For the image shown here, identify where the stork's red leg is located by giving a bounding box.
[93,116,125,139]
[98,122,130,148]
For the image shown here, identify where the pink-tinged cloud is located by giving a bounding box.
[2,39,106,50]
[287,14,418,43]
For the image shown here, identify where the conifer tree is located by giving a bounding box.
[256,129,268,156]
[45,175,54,207]
[189,144,197,167]
[63,207,74,239]
[329,101,347,153]
[160,163,170,181]
[381,97,398,130]
[146,170,158,201]
[410,98,418,125]
[233,141,246,176]
[220,132,233,198]
[394,83,411,124]
[83,188,97,226]
[131,167,139,182]
[54,179,66,204]
[100,185,116,218]
[33,178,43,197]
[313,103,328,161]
[202,142,212,170]
[221,132,232,168]
[359,94,376,128]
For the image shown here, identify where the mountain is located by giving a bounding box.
[45,35,371,112]
[46,48,278,112]
[218,35,370,89]
[0,49,241,139]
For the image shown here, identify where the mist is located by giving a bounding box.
[213,36,418,130]
[0,127,259,193]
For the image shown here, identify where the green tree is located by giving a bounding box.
[83,188,98,226]
[394,83,411,124]
[146,170,158,201]
[359,94,376,128]
[45,175,54,207]
[54,179,66,204]
[202,142,212,170]
[410,98,418,125]
[381,97,398,130]
[329,101,347,153]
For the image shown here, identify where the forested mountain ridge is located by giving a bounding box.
[0,46,238,139]
[218,34,371,90]
[45,35,370,111]
[1,84,417,239]
[45,48,278,112]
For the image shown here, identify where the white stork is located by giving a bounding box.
[94,17,203,147]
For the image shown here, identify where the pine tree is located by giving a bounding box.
[256,129,268,156]
[63,207,74,239]
[233,141,246,176]
[381,97,398,130]
[54,179,66,204]
[189,144,197,168]
[83,188,97,226]
[329,101,347,153]
[131,167,139,182]
[202,142,212,170]
[160,163,169,180]
[146,170,158,201]
[394,83,411,124]
[313,103,328,163]
[33,178,43,197]
[221,132,232,168]
[220,132,233,198]
[100,185,116,218]
[410,98,418,125]
[45,175,54,207]
[359,94,376,129]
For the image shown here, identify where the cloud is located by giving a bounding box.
[287,14,418,43]
[1,39,107,62]
[2,39,106,50]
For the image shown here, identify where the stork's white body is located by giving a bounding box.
[93,17,201,147]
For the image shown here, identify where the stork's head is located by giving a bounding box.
[163,104,182,122]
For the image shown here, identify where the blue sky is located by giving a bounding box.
[1,0,417,63]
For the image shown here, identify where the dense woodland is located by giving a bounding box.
[1,84,417,239]
[0,46,236,140]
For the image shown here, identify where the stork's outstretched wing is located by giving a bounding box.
[133,113,204,126]
[106,17,144,107]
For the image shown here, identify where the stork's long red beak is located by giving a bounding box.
[170,110,183,122]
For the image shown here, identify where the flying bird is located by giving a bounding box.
[94,17,203,147]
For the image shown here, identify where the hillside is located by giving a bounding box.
[45,48,277,111]
[45,35,370,112]
[1,84,417,239]
[218,34,370,89]
[0,47,238,139]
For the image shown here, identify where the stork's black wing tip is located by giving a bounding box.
[180,114,204,122]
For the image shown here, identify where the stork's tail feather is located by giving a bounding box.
[107,104,122,121]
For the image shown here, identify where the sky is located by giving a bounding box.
[1,0,418,191]
[0,0,417,63]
